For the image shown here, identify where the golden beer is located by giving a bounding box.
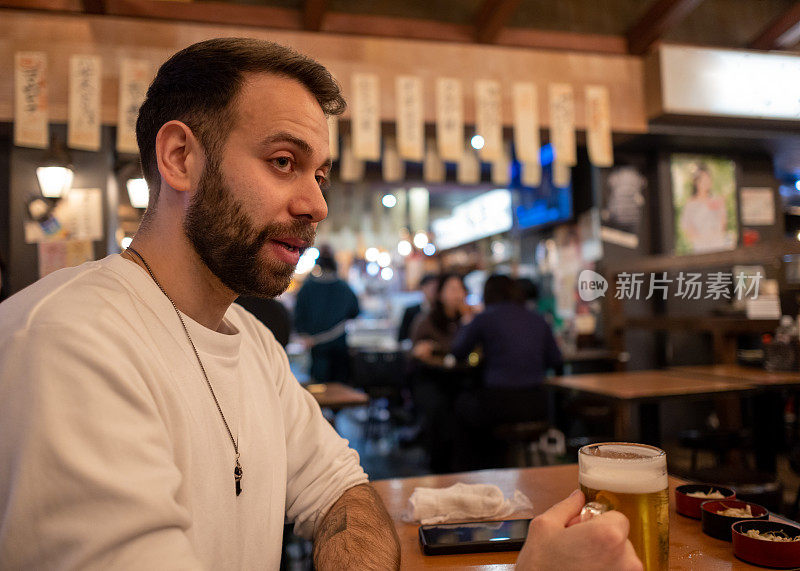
[579,443,669,571]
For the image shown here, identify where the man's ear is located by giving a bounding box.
[154,120,203,193]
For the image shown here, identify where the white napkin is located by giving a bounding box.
[405,482,533,524]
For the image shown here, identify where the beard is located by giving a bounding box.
[184,157,315,298]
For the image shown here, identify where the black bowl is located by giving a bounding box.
[701,500,769,541]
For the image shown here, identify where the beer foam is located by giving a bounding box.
[579,444,667,494]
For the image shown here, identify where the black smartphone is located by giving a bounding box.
[418,518,532,555]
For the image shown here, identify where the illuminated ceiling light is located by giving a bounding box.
[365,247,380,262]
[381,267,394,281]
[795,180,800,192]
[470,135,485,150]
[423,243,436,256]
[397,240,412,256]
[36,137,74,198]
[366,262,380,276]
[413,232,428,249]
[382,194,397,208]
[37,167,74,199]
[126,178,149,209]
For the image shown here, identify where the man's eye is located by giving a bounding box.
[272,157,292,170]
[316,175,330,190]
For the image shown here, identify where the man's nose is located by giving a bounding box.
[290,176,328,223]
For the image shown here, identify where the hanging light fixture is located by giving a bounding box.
[36,136,74,199]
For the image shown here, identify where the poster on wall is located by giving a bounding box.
[25,188,104,244]
[14,52,49,149]
[671,154,738,255]
[600,165,646,249]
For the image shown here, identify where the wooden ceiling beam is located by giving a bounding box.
[496,28,627,54]
[106,0,300,29]
[303,0,328,32]
[749,3,800,50]
[321,12,474,43]
[474,0,522,44]
[626,0,704,55]
[0,0,625,54]
[81,0,106,14]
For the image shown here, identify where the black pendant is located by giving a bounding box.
[234,459,243,496]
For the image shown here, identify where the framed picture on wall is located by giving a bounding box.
[670,154,738,255]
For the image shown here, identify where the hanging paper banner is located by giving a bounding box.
[351,73,381,161]
[475,80,502,161]
[491,143,510,186]
[553,160,571,188]
[423,137,445,183]
[117,58,150,154]
[513,82,540,164]
[396,76,424,161]
[585,85,614,167]
[521,161,542,187]
[457,140,480,185]
[435,78,464,161]
[327,116,339,160]
[382,136,405,182]
[339,134,364,183]
[14,52,48,149]
[408,186,430,234]
[548,83,576,166]
[68,55,102,151]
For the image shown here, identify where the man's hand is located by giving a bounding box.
[313,483,400,570]
[516,490,643,571]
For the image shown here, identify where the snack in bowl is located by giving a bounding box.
[675,484,735,519]
[733,521,800,568]
[701,500,769,541]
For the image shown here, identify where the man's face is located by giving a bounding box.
[184,74,331,298]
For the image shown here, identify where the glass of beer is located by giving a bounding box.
[578,442,669,571]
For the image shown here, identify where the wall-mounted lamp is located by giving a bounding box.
[36,137,74,198]
[126,178,149,209]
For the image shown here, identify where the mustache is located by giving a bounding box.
[255,220,316,249]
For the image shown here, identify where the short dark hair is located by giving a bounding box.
[483,274,519,305]
[135,37,345,207]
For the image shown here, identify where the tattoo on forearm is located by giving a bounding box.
[318,506,348,543]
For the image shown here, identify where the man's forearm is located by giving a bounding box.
[313,483,400,570]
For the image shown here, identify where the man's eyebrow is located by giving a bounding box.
[260,132,332,170]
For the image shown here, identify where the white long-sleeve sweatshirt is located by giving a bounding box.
[0,254,368,569]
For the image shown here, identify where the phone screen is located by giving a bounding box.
[419,519,531,554]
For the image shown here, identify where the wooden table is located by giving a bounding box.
[670,364,800,388]
[372,464,790,570]
[305,382,368,411]
[546,370,757,442]
[668,365,800,473]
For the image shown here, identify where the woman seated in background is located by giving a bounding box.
[408,273,473,472]
[450,274,563,471]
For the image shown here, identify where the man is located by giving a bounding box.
[397,273,437,343]
[0,37,639,571]
[0,38,398,569]
[294,246,359,382]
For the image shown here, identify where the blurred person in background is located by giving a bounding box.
[236,295,292,347]
[408,273,473,472]
[397,273,438,343]
[450,274,562,471]
[294,246,359,382]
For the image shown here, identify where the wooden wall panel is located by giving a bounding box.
[0,9,648,133]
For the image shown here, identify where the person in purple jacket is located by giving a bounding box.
[450,274,562,471]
